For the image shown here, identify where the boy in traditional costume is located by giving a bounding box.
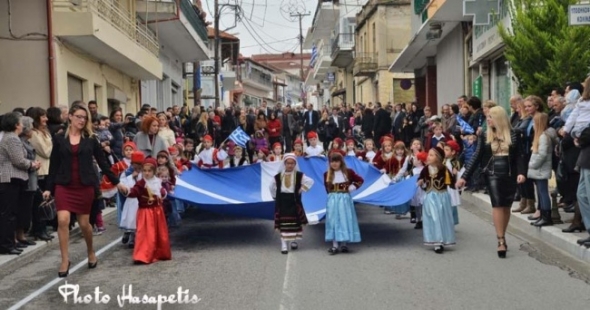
[194,135,227,169]
[270,153,314,254]
[119,151,145,248]
[126,157,172,264]
[229,145,249,167]
[443,140,462,225]
[304,131,324,157]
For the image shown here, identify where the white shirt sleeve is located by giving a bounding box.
[301,174,314,191]
[270,177,277,199]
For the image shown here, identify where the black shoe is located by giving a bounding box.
[328,247,339,255]
[281,250,288,254]
[0,248,22,255]
[562,225,585,233]
[414,221,423,229]
[122,232,130,245]
[434,246,444,254]
[58,261,71,278]
[17,239,36,246]
[340,245,349,253]
[34,233,52,241]
[290,242,298,250]
[533,211,553,227]
[128,243,135,249]
[576,236,590,245]
[15,242,28,249]
[88,259,98,269]
[410,217,417,224]
[497,236,507,258]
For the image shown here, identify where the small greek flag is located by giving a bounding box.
[456,114,474,134]
[309,44,318,68]
[229,127,251,148]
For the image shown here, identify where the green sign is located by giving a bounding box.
[473,75,483,99]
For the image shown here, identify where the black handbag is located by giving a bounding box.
[39,197,57,221]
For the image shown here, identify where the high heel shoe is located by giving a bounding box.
[497,236,507,259]
[58,261,71,278]
[88,259,98,269]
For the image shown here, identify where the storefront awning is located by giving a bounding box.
[389,0,470,73]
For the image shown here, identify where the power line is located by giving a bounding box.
[241,37,298,48]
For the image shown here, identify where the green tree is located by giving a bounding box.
[498,0,590,97]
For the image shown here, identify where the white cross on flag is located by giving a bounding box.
[228,127,251,148]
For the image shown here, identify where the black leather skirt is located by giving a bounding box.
[484,156,517,207]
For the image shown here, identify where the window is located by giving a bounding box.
[67,74,83,105]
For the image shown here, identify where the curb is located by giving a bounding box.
[0,207,117,268]
[462,192,590,263]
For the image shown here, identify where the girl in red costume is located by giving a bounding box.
[125,157,172,264]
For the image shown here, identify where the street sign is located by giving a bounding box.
[473,75,483,99]
[569,4,590,26]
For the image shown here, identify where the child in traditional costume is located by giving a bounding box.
[183,138,196,163]
[345,139,357,156]
[443,140,462,225]
[418,146,456,254]
[324,153,364,255]
[304,131,324,157]
[119,151,145,248]
[170,144,190,173]
[270,153,314,254]
[194,135,227,169]
[374,137,407,215]
[126,157,172,264]
[229,145,249,167]
[327,137,345,157]
[268,142,284,162]
[394,138,424,222]
[293,138,304,157]
[409,151,427,229]
[358,139,376,162]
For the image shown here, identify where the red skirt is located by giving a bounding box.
[55,184,95,214]
[133,205,171,264]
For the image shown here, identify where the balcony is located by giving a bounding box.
[331,33,355,68]
[242,71,273,92]
[303,2,340,49]
[52,0,162,80]
[353,53,378,77]
[312,41,333,81]
[136,0,210,62]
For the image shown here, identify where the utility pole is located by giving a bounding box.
[290,12,310,83]
[214,0,220,108]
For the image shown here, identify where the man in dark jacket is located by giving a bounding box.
[303,104,320,145]
[373,102,392,148]
[391,103,406,138]
[361,108,375,140]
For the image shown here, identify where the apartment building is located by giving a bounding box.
[390,0,515,113]
[137,0,210,111]
[304,0,414,109]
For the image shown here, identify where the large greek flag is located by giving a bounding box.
[172,157,417,223]
[228,127,251,148]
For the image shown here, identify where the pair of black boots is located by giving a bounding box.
[530,210,553,227]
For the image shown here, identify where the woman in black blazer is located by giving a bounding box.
[43,103,127,277]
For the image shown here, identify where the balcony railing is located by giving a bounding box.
[53,0,159,56]
[179,0,209,42]
[353,52,378,76]
[331,33,355,55]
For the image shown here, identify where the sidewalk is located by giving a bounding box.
[462,192,590,263]
[0,206,117,268]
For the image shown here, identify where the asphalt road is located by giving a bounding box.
[1,200,590,310]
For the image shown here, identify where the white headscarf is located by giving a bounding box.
[279,153,299,173]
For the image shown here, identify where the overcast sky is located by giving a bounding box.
[202,0,316,56]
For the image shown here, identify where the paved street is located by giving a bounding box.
[1,199,590,310]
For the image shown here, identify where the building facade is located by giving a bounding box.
[0,0,164,115]
[138,0,210,111]
[390,0,515,113]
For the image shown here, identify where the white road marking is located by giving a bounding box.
[7,237,122,310]
[279,252,295,310]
